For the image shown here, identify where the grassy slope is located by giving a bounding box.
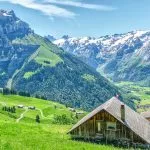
[115,81,150,112]
[13,34,63,67]
[12,33,120,111]
[0,94,119,150]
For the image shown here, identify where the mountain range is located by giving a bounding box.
[53,31,150,86]
[0,10,121,111]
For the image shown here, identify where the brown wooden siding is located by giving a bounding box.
[70,110,145,144]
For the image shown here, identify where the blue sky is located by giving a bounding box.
[1,0,150,38]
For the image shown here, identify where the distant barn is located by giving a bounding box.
[68,97,150,146]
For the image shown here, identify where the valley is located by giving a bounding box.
[0,8,149,150]
[52,32,150,110]
[116,82,150,112]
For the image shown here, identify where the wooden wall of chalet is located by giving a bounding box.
[70,110,145,144]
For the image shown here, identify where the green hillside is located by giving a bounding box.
[10,33,121,111]
[0,10,123,111]
[0,94,119,150]
[116,82,150,112]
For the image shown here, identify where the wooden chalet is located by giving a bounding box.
[141,111,150,121]
[68,97,150,146]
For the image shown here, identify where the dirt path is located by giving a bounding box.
[16,107,45,123]
[36,108,45,118]
[16,107,28,123]
[6,49,40,89]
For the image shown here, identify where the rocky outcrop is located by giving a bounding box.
[0,10,32,39]
[0,10,36,87]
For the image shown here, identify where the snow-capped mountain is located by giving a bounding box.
[53,30,150,86]
[45,35,56,42]
[0,10,31,38]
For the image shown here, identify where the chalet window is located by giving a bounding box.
[96,121,102,133]
[98,122,101,132]
[107,122,116,130]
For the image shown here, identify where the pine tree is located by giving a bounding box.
[12,106,16,113]
[10,107,13,113]
[36,115,40,123]
[4,106,6,111]
[8,107,11,112]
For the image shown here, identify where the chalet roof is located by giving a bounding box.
[141,111,150,118]
[69,97,150,144]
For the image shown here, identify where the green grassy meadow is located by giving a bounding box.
[116,81,150,112]
[0,94,119,150]
[13,34,63,67]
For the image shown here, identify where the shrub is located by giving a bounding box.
[53,114,72,125]
[145,91,150,95]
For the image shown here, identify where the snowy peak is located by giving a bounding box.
[45,35,56,42]
[0,10,32,39]
[0,9,15,17]
[54,30,150,48]
[53,30,150,58]
[62,35,71,39]
[53,30,150,86]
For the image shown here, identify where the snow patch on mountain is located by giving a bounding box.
[53,30,150,85]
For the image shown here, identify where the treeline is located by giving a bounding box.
[0,88,47,100]
[2,106,16,113]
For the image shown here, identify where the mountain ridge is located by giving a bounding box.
[0,10,121,111]
[53,30,150,86]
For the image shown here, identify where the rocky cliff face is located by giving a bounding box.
[54,31,150,86]
[0,10,36,86]
[0,10,31,39]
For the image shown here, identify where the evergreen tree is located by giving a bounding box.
[8,107,11,112]
[2,106,4,111]
[12,106,16,113]
[35,94,40,99]
[4,106,6,111]
[10,107,13,113]
[36,115,40,123]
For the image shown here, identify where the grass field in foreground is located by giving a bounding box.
[0,94,119,150]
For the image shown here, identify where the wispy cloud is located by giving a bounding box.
[1,0,116,18]
[2,0,76,18]
[45,0,116,11]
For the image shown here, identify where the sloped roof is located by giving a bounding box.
[141,111,150,118]
[69,97,150,144]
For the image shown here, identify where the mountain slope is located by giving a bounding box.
[0,9,35,87]
[53,31,150,86]
[12,34,120,110]
[0,10,121,111]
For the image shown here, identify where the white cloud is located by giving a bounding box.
[45,0,116,11]
[1,0,76,18]
[1,0,116,18]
